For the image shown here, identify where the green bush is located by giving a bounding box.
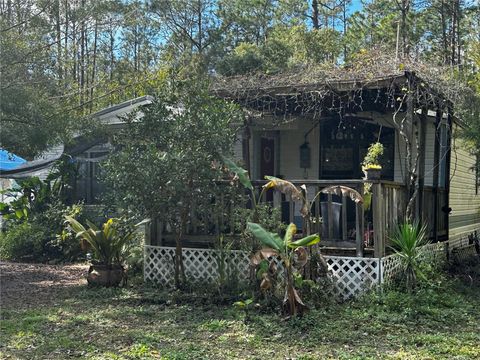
[0,222,50,261]
[0,202,86,262]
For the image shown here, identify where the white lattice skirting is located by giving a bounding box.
[144,246,382,300]
[144,237,479,300]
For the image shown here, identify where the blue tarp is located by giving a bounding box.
[0,149,27,171]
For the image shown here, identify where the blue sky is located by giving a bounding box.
[350,1,364,14]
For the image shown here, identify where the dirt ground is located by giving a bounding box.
[0,261,89,310]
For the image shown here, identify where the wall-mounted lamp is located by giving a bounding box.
[300,141,311,169]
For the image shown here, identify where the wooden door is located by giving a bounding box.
[260,137,275,201]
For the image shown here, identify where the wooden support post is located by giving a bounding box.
[243,126,251,175]
[156,219,163,246]
[145,219,152,246]
[220,194,225,234]
[342,195,347,241]
[315,186,320,234]
[356,203,363,257]
[417,107,427,222]
[289,196,294,224]
[327,193,333,241]
[373,182,385,257]
[432,107,441,242]
[444,106,453,238]
[356,183,365,257]
[191,199,198,234]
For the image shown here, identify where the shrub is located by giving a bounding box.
[0,221,50,261]
[389,221,429,291]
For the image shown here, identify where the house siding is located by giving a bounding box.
[278,118,320,180]
[243,112,442,186]
[449,124,480,240]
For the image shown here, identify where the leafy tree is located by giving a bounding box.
[102,78,242,287]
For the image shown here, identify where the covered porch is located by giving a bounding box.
[235,108,449,255]
[146,72,452,257]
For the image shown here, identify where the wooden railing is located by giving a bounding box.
[149,179,447,257]
[251,179,366,255]
[370,181,406,256]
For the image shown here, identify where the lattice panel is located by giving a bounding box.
[144,246,176,286]
[381,254,403,283]
[325,256,380,300]
[144,246,250,286]
[419,242,447,265]
[144,239,478,299]
[451,244,478,263]
[449,236,471,250]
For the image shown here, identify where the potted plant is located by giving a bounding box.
[65,216,135,287]
[362,142,384,180]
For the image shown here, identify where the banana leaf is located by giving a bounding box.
[247,222,284,252]
[222,156,253,190]
[289,234,320,248]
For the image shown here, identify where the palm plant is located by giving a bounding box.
[389,221,429,291]
[248,222,319,317]
[65,216,135,267]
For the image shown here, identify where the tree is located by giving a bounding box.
[102,78,242,287]
[0,5,73,157]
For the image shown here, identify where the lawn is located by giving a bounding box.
[1,262,479,360]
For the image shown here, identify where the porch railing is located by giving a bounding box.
[148,179,448,257]
[251,179,366,255]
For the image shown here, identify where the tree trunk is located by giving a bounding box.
[440,0,449,65]
[400,0,411,58]
[55,0,62,81]
[174,207,189,289]
[451,0,457,65]
[90,19,98,112]
[312,0,320,29]
[64,0,69,87]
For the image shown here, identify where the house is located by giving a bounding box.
[0,96,153,204]
[205,69,479,257]
[2,72,478,258]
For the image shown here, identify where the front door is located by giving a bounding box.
[260,137,275,201]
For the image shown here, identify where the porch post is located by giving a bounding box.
[373,182,385,257]
[432,106,442,242]
[355,183,365,257]
[416,107,427,221]
[444,105,453,237]
[243,125,251,175]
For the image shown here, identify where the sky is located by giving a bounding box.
[350,1,364,14]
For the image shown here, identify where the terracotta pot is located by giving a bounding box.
[87,264,125,287]
[363,168,381,181]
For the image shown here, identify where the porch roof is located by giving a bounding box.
[211,58,456,118]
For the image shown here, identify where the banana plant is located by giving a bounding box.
[247,222,319,317]
[65,216,136,267]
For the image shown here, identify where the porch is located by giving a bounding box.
[147,177,448,257]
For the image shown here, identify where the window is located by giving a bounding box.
[320,118,395,180]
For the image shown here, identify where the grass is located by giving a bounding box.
[1,268,480,359]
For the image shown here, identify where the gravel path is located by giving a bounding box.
[0,261,89,310]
